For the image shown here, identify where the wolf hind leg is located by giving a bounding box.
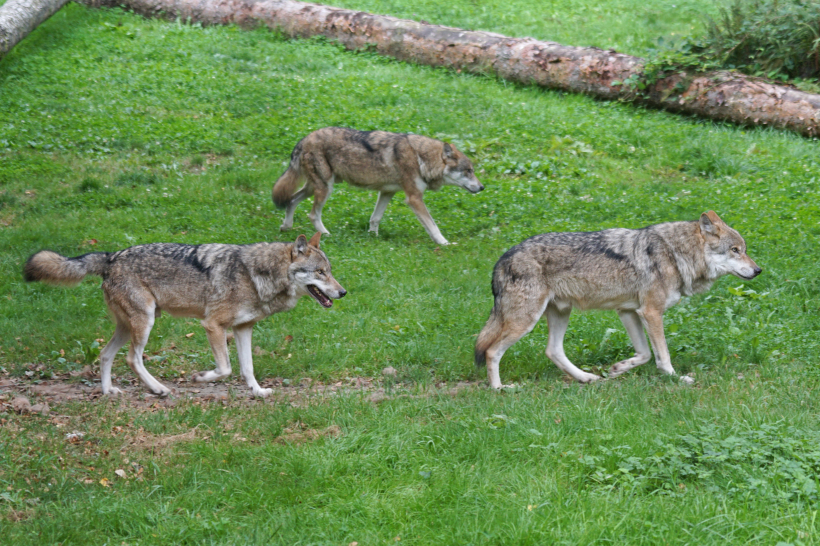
[302,154,334,235]
[308,178,333,235]
[608,310,652,378]
[99,322,130,395]
[544,305,601,383]
[369,191,395,235]
[483,296,549,389]
[127,309,171,397]
[192,320,232,383]
[280,186,311,232]
[233,324,271,398]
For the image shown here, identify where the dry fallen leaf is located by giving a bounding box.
[99,478,111,487]
[185,333,194,338]
[115,469,127,479]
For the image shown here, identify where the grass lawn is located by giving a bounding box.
[331,0,720,56]
[1,1,820,544]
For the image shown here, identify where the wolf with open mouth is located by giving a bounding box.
[23,232,345,398]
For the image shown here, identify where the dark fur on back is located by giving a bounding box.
[489,225,700,301]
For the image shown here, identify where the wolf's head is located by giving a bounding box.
[441,143,484,193]
[289,233,346,308]
[699,211,762,280]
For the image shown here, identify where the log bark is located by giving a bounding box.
[80,0,820,137]
[0,0,70,60]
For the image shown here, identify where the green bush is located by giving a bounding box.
[695,0,820,80]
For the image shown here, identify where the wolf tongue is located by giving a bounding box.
[309,285,331,307]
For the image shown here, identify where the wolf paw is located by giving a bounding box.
[151,385,172,397]
[105,387,124,396]
[252,387,272,398]
[279,224,293,232]
[191,371,212,383]
[578,373,601,384]
[608,363,630,378]
[679,375,695,385]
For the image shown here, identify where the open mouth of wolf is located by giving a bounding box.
[307,285,333,308]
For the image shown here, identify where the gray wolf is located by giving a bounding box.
[475,211,761,388]
[23,233,345,398]
[272,127,484,245]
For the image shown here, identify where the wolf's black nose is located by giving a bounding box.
[753,267,762,276]
[338,289,347,298]
[478,184,485,191]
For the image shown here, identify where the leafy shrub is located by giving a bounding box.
[622,0,820,95]
[576,424,820,505]
[696,0,820,80]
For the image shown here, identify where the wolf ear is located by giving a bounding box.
[699,211,723,236]
[308,232,321,249]
[294,234,308,255]
[443,143,455,159]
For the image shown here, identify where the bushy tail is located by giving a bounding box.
[23,251,111,286]
[272,162,302,209]
[475,306,502,367]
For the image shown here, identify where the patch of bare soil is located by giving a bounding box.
[125,427,199,451]
[0,372,481,414]
[4,509,34,522]
[274,422,343,445]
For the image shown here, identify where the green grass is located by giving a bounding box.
[331,0,722,56]
[1,2,820,544]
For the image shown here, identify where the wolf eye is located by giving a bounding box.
[731,247,740,254]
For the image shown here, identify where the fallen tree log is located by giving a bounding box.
[80,0,820,137]
[0,0,70,60]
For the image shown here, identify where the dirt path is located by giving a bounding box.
[0,372,481,413]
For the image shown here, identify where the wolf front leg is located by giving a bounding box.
[404,191,448,245]
[637,305,693,383]
[233,324,272,398]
